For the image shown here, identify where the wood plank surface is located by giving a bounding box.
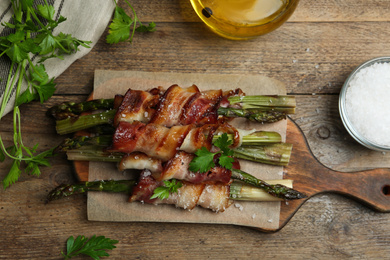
[1,0,390,259]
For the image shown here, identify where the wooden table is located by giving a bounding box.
[1,0,390,258]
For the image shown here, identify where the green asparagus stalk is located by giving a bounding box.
[231,169,306,200]
[56,109,116,135]
[55,135,113,151]
[47,99,115,120]
[46,180,136,202]
[66,146,123,162]
[46,179,304,202]
[232,144,293,166]
[230,179,294,201]
[227,95,296,111]
[217,107,288,123]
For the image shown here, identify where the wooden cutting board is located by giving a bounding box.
[73,71,390,232]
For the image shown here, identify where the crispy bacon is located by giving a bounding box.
[118,152,163,173]
[179,89,222,125]
[109,121,194,161]
[114,85,244,127]
[114,88,160,126]
[150,85,200,126]
[197,183,232,212]
[129,171,232,212]
[178,124,217,153]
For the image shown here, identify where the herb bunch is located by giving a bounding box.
[0,0,156,189]
[0,0,91,189]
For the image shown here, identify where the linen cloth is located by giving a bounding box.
[0,0,115,117]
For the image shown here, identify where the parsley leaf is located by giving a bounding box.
[189,147,216,173]
[189,133,235,173]
[62,235,118,260]
[106,0,155,44]
[2,159,22,188]
[218,154,234,170]
[150,179,183,200]
[106,6,133,44]
[214,133,233,154]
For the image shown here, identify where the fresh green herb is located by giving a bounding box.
[62,235,118,260]
[106,0,156,44]
[150,179,183,200]
[189,133,235,173]
[0,0,91,189]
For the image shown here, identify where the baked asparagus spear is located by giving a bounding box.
[47,99,115,120]
[46,178,305,203]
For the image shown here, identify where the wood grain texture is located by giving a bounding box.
[55,21,390,96]
[2,0,390,259]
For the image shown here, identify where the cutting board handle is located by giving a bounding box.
[284,118,390,212]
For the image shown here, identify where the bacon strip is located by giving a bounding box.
[109,121,194,161]
[118,152,163,173]
[179,89,222,125]
[150,85,199,127]
[114,88,160,126]
[114,85,244,127]
[197,183,232,213]
[129,171,232,212]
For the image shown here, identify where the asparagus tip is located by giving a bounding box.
[46,184,83,203]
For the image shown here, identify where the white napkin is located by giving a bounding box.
[0,0,115,117]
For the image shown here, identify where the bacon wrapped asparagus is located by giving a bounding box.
[59,124,293,166]
[47,172,305,212]
[51,85,296,135]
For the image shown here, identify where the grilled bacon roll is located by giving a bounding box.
[129,170,232,212]
[109,121,241,161]
[113,84,244,127]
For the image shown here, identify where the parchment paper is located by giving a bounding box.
[88,70,287,229]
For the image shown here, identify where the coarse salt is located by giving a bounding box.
[345,62,390,147]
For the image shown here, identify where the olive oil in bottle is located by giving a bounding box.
[190,0,299,40]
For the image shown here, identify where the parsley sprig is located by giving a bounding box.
[106,0,156,44]
[151,179,183,200]
[0,0,91,189]
[62,235,118,260]
[189,133,235,173]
